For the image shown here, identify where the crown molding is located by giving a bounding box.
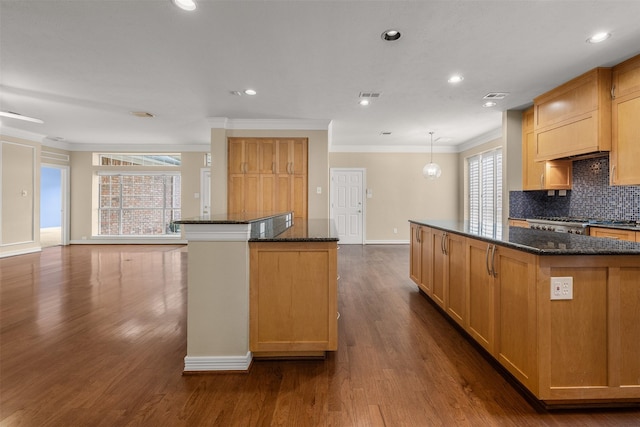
[329,144,459,154]
[0,126,47,144]
[207,117,331,130]
[456,127,502,153]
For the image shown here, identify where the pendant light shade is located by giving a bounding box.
[423,131,441,179]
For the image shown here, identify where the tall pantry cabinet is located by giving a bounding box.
[228,138,308,218]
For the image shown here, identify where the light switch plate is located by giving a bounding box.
[550,276,573,300]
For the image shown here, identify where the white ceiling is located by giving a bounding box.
[1,0,640,153]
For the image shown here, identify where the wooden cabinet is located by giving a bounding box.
[276,139,308,218]
[611,54,640,185]
[228,138,308,218]
[522,107,572,190]
[466,239,496,353]
[410,225,466,325]
[508,219,529,228]
[590,226,637,242]
[410,224,640,406]
[444,232,466,326]
[494,245,538,391]
[534,68,612,161]
[409,223,432,294]
[249,241,337,356]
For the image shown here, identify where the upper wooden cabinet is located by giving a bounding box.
[611,54,640,185]
[534,68,612,161]
[228,137,308,218]
[522,107,572,190]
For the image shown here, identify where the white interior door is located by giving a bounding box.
[200,168,211,216]
[331,168,364,244]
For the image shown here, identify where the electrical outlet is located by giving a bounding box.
[393,228,398,234]
[550,276,573,300]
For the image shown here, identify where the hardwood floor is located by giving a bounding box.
[1,244,638,426]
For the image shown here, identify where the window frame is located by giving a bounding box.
[467,148,503,239]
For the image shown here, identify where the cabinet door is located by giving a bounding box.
[534,68,611,160]
[466,238,495,353]
[494,246,538,390]
[260,174,276,213]
[430,230,446,308]
[522,107,545,190]
[611,55,640,185]
[228,174,245,214]
[409,223,422,286]
[291,139,307,175]
[244,139,261,174]
[228,139,245,174]
[243,174,260,213]
[250,242,338,353]
[291,174,307,219]
[258,139,276,174]
[445,233,466,326]
[590,227,636,242]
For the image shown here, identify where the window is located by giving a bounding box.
[468,148,502,238]
[95,153,181,166]
[98,173,181,236]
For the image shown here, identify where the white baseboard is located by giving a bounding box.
[0,246,42,258]
[184,352,252,372]
[365,239,410,245]
[70,239,187,245]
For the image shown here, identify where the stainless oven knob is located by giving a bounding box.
[568,229,573,233]
[576,230,582,235]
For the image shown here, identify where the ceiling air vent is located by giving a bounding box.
[483,92,510,100]
[359,92,382,98]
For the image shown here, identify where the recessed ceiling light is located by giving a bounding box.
[130,111,155,118]
[448,75,464,84]
[0,110,44,124]
[244,89,257,96]
[587,32,611,43]
[483,101,497,108]
[172,0,196,11]
[381,29,401,41]
[359,99,370,106]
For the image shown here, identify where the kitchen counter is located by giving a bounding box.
[409,219,640,408]
[176,212,338,242]
[411,220,640,255]
[176,212,339,372]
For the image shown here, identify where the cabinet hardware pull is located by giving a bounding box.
[611,84,616,100]
[416,227,420,243]
[611,165,616,182]
[540,173,544,188]
[272,162,275,174]
[491,244,497,278]
[445,233,448,255]
[485,244,491,276]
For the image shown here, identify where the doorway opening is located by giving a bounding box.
[40,165,69,247]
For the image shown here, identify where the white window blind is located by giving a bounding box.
[468,148,502,238]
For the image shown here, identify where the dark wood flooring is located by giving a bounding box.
[1,244,638,426]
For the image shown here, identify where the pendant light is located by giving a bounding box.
[422,131,441,179]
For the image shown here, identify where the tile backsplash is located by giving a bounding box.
[510,156,640,221]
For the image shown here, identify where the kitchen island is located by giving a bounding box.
[177,212,338,372]
[409,220,640,408]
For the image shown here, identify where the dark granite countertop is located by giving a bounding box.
[410,220,640,255]
[177,212,338,242]
[250,219,339,242]
[175,211,291,224]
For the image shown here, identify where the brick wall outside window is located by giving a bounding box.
[98,174,181,236]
